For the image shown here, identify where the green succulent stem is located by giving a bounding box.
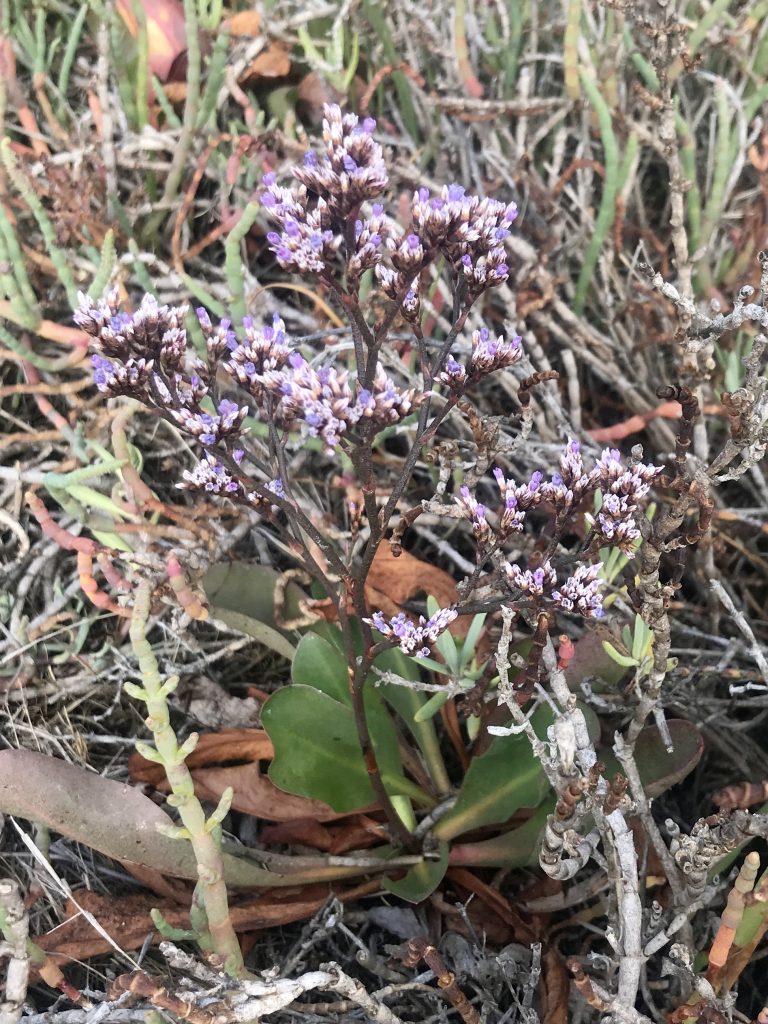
[574,67,619,314]
[145,0,201,237]
[129,582,246,977]
[0,139,78,307]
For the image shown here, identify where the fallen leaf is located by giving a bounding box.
[240,42,291,84]
[307,543,469,639]
[221,10,261,35]
[446,867,536,943]
[368,544,457,609]
[129,728,346,822]
[0,750,379,888]
[116,0,187,82]
[117,862,191,904]
[34,881,382,963]
[261,814,386,853]
[541,947,570,1024]
[297,72,346,123]
[366,544,467,637]
[193,761,341,822]
[128,728,274,786]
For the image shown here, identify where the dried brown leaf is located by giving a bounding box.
[222,10,261,36]
[192,761,342,822]
[128,728,274,786]
[33,881,381,962]
[240,43,291,84]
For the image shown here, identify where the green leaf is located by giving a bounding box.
[602,640,639,668]
[631,615,652,662]
[310,619,348,652]
[734,864,768,951]
[262,686,431,813]
[374,644,450,797]
[433,706,555,841]
[445,719,703,870]
[448,802,552,868]
[384,841,449,902]
[203,562,308,659]
[291,633,422,787]
[263,686,374,811]
[307,622,450,796]
[413,690,450,722]
[412,655,451,675]
[286,620,449,800]
[292,632,349,702]
[461,612,487,666]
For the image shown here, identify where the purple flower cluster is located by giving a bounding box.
[260,105,387,274]
[348,203,388,281]
[262,187,342,274]
[181,452,283,509]
[374,185,517,315]
[408,184,516,298]
[260,103,518,321]
[77,288,421,469]
[585,446,662,552]
[454,440,662,560]
[536,440,662,553]
[75,291,188,369]
[494,467,544,534]
[454,464,543,552]
[439,328,523,391]
[365,607,459,658]
[256,351,419,452]
[292,107,389,218]
[454,486,492,548]
[221,313,292,400]
[505,560,558,597]
[271,353,355,451]
[504,559,605,619]
[171,397,247,447]
[76,291,189,399]
[552,563,604,618]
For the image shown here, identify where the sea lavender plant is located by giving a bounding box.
[74,104,661,856]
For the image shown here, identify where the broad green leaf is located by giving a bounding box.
[209,609,296,661]
[433,705,555,841]
[262,685,431,813]
[203,562,307,659]
[384,841,449,902]
[291,632,426,792]
[307,622,450,796]
[461,612,487,665]
[310,619,347,652]
[371,640,420,683]
[445,719,704,869]
[412,655,451,675]
[292,632,349,702]
[448,802,552,868]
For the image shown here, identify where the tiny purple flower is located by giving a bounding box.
[364,606,458,656]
